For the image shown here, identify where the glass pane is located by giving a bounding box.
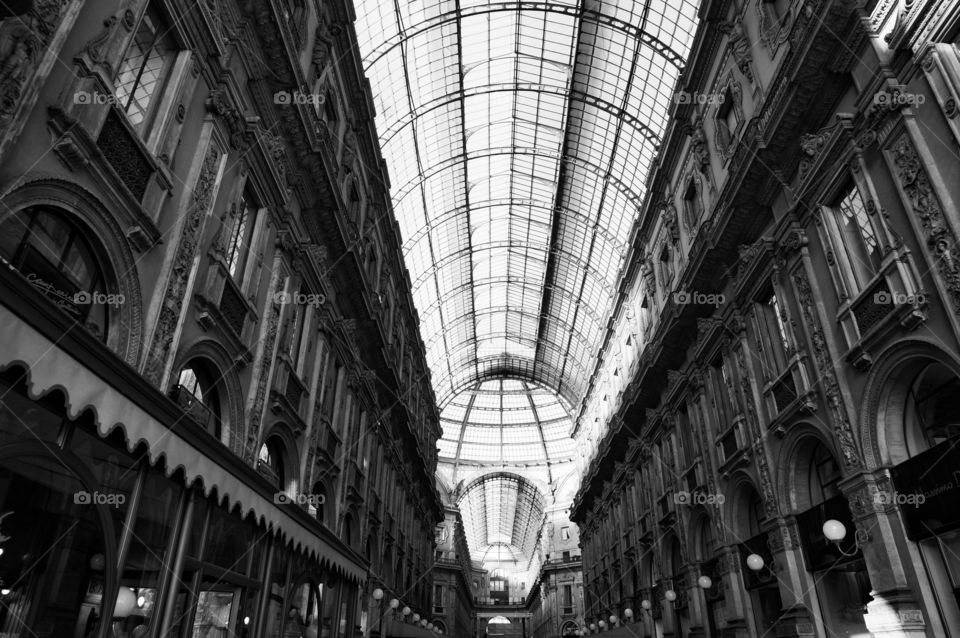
[70,425,138,545]
[353,0,700,406]
[118,468,181,635]
[191,589,236,637]
[0,454,106,638]
[0,372,64,447]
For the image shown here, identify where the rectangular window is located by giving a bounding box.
[560,526,571,540]
[434,584,443,611]
[227,191,258,281]
[831,180,883,290]
[683,179,702,229]
[114,3,178,133]
[753,291,791,375]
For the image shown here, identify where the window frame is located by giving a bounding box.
[113,2,182,139]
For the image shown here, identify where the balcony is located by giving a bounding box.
[682,460,705,495]
[345,460,365,502]
[169,385,221,439]
[763,355,816,435]
[656,494,676,527]
[271,357,307,424]
[717,415,751,477]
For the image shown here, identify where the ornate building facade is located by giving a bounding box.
[572,0,960,637]
[0,0,445,637]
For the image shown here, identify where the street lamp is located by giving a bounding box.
[664,590,677,602]
[623,609,633,621]
[822,519,869,556]
[697,576,712,589]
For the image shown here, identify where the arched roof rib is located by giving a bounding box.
[355,0,699,410]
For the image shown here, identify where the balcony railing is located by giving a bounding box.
[169,385,221,439]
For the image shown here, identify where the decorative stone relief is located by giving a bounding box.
[891,134,960,315]
[791,268,863,469]
[691,125,710,173]
[0,0,70,133]
[144,144,222,386]
[718,20,754,83]
[247,280,282,460]
[662,202,679,244]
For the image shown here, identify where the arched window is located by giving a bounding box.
[342,512,355,548]
[904,362,960,455]
[171,360,222,439]
[807,442,841,507]
[258,436,285,488]
[0,207,111,341]
[311,481,327,524]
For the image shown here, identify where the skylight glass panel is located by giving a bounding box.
[355,0,700,446]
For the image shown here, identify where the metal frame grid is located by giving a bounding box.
[456,471,547,562]
[355,0,698,414]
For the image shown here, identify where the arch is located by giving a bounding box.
[661,532,684,578]
[258,422,300,494]
[433,621,447,634]
[560,621,579,636]
[775,426,843,514]
[170,338,243,451]
[342,506,360,549]
[0,177,144,365]
[688,507,715,562]
[0,441,121,622]
[488,616,511,624]
[859,338,960,469]
[725,473,766,540]
[311,480,329,526]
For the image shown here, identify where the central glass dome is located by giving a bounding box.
[437,378,576,465]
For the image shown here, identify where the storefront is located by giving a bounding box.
[0,299,368,638]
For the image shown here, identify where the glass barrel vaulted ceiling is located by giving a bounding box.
[354,0,699,559]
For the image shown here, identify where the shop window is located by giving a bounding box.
[0,453,109,637]
[114,2,179,135]
[0,207,111,341]
[71,424,139,545]
[171,360,223,440]
[0,367,67,447]
[284,580,321,638]
[171,498,262,637]
[116,464,182,638]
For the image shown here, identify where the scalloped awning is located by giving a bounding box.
[0,303,367,583]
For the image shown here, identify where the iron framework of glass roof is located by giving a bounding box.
[456,472,546,563]
[354,0,700,413]
[438,378,577,467]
